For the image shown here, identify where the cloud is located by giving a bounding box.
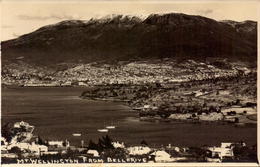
[17,14,82,21]
[197,9,213,15]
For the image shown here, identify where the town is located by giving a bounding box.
[1,121,257,164]
[80,67,256,124]
[1,59,253,87]
[2,59,257,124]
[1,58,257,164]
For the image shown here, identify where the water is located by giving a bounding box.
[1,87,257,147]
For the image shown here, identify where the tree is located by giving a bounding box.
[1,123,14,143]
[202,103,207,108]
[100,135,114,149]
[8,146,22,159]
[156,83,161,88]
[37,136,48,146]
[89,135,114,153]
[141,139,148,146]
[235,99,241,105]
[102,148,127,159]
[209,106,216,113]
[88,139,99,150]
[9,146,22,154]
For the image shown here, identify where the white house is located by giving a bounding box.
[87,149,99,157]
[150,150,172,162]
[78,81,88,86]
[208,146,234,160]
[14,121,34,132]
[31,143,48,155]
[144,105,151,109]
[1,153,18,158]
[7,142,31,151]
[221,143,233,148]
[48,140,63,147]
[11,121,35,143]
[7,142,48,155]
[42,151,59,155]
[112,141,125,148]
[127,146,151,155]
[206,157,221,163]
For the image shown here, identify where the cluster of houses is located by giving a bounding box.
[1,121,246,163]
[206,142,246,162]
[2,59,251,87]
[137,100,256,123]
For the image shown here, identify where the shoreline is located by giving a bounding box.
[1,87,257,149]
[79,96,257,125]
[2,85,257,125]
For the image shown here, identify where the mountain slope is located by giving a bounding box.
[1,13,257,66]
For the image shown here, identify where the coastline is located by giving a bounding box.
[3,85,257,125]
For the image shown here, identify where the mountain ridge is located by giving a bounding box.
[2,13,257,66]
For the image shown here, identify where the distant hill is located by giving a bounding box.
[1,13,257,66]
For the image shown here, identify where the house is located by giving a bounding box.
[207,143,234,161]
[221,143,233,148]
[112,141,125,148]
[206,157,221,163]
[48,140,63,147]
[14,121,34,133]
[174,147,180,152]
[62,81,72,86]
[78,81,88,86]
[150,150,172,162]
[11,121,35,143]
[87,149,99,157]
[29,143,48,155]
[1,153,18,158]
[42,151,59,155]
[7,142,48,156]
[144,105,151,109]
[7,142,31,151]
[127,146,151,155]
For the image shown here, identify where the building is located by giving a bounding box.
[112,141,125,148]
[207,142,234,161]
[127,146,151,155]
[30,143,48,155]
[6,142,48,156]
[14,121,34,133]
[150,150,172,162]
[87,150,99,157]
[48,141,64,147]
[221,143,234,148]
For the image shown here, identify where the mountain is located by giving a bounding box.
[1,13,257,66]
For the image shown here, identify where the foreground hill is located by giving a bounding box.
[1,13,257,66]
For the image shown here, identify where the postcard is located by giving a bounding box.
[1,0,259,166]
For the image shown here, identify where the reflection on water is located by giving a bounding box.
[1,87,257,147]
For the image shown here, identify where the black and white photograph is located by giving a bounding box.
[1,0,259,166]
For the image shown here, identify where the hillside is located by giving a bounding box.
[1,13,257,67]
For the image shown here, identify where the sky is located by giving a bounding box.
[1,0,259,41]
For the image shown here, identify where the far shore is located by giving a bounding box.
[2,85,257,125]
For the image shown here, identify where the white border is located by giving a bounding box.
[1,0,259,166]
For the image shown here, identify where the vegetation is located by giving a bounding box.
[88,135,114,153]
[1,123,14,143]
[81,72,256,121]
